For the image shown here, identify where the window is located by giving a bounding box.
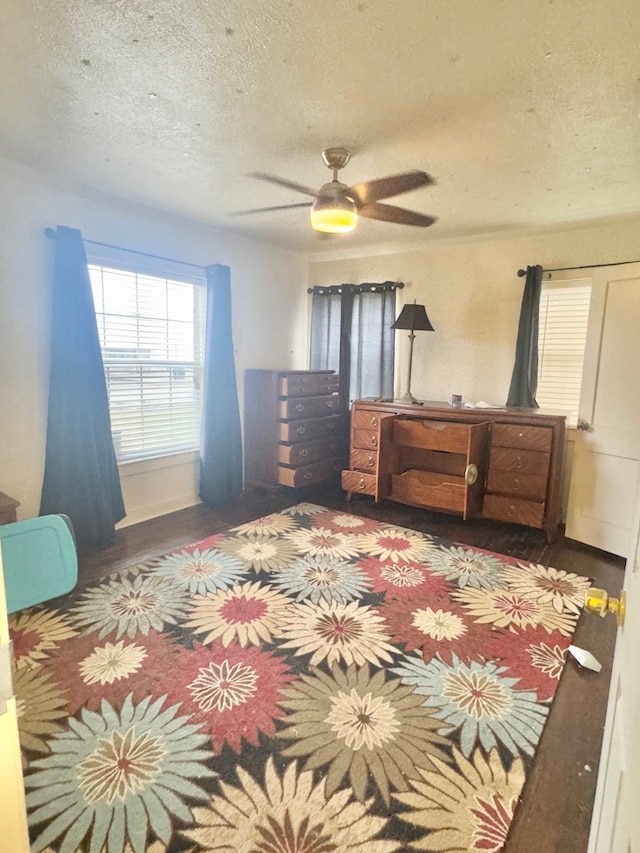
[536,278,591,426]
[89,263,206,461]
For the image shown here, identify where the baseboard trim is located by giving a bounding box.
[116,496,202,529]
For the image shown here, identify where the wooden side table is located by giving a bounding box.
[0,492,20,525]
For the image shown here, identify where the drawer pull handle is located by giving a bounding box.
[300,387,306,393]
[508,505,516,517]
[367,456,375,467]
[295,403,305,412]
[327,422,336,431]
[464,464,478,485]
[370,416,378,426]
[513,478,520,490]
[326,400,336,408]
[303,471,313,480]
[299,448,309,457]
[359,478,365,488]
[518,432,524,438]
[296,426,306,435]
[515,457,523,469]
[370,436,378,447]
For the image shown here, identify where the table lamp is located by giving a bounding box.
[391,300,434,403]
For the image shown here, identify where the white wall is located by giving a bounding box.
[308,217,640,407]
[0,156,309,524]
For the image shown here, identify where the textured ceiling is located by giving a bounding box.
[1,0,639,252]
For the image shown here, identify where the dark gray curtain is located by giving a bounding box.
[309,289,342,373]
[199,264,242,505]
[506,264,543,407]
[40,226,125,550]
[350,289,396,401]
[309,282,398,405]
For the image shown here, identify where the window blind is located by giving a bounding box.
[536,279,591,425]
[89,264,205,461]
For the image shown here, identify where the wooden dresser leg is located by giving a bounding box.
[545,524,559,544]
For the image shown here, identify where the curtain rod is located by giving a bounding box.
[517,259,640,277]
[44,227,207,272]
[307,281,404,294]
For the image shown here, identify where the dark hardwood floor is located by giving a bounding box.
[79,484,624,853]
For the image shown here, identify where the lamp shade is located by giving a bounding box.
[391,302,434,332]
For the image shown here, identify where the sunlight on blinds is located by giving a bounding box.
[536,279,591,426]
[89,265,205,461]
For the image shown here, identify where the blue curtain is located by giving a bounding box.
[506,264,543,407]
[199,264,243,505]
[40,226,125,549]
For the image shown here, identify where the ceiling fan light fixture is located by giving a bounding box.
[310,181,358,233]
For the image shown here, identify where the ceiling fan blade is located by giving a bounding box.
[248,172,317,198]
[358,201,437,227]
[351,171,435,205]
[230,202,312,217]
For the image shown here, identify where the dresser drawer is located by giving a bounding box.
[279,373,339,397]
[278,458,341,488]
[353,427,382,451]
[341,469,377,496]
[353,409,385,430]
[393,418,471,454]
[351,448,378,473]
[486,470,548,501]
[279,416,340,444]
[489,446,550,476]
[391,469,466,513]
[483,494,545,528]
[278,439,341,467]
[492,423,553,452]
[278,394,340,420]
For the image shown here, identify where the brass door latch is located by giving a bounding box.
[584,588,626,627]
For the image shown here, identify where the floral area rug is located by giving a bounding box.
[10,502,590,853]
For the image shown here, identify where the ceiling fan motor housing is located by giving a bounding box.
[314,181,358,208]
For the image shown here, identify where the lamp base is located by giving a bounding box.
[395,392,423,405]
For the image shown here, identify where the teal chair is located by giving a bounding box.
[0,515,78,614]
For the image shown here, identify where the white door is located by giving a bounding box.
[588,481,640,853]
[566,263,640,558]
[0,546,30,851]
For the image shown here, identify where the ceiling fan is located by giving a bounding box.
[233,147,437,234]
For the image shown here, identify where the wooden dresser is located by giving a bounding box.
[244,369,344,489]
[0,492,20,525]
[342,399,566,541]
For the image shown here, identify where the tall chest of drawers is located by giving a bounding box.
[244,369,344,489]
